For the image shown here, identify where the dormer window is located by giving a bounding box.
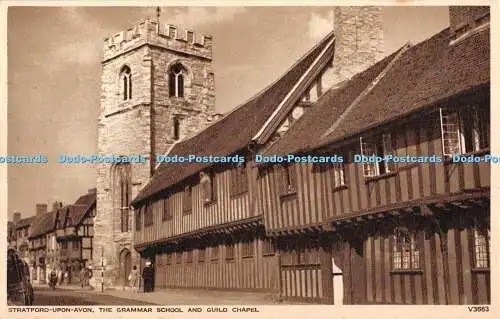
[120,66,132,101]
[169,63,186,98]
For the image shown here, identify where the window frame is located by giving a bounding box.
[120,66,132,101]
[472,226,490,269]
[162,197,172,221]
[391,228,422,272]
[230,162,249,196]
[241,240,254,258]
[169,64,186,98]
[211,245,219,261]
[182,185,193,214]
[279,164,298,196]
[225,242,235,261]
[439,105,490,157]
[360,133,396,178]
[198,248,206,263]
[143,202,154,227]
[262,238,276,256]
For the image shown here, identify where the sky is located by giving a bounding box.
[7,6,450,219]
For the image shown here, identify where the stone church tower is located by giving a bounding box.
[92,15,216,288]
[324,6,385,88]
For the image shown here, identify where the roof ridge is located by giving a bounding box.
[159,31,336,154]
[317,42,412,143]
[252,34,336,144]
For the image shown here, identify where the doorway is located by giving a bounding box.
[120,249,132,286]
[332,255,344,305]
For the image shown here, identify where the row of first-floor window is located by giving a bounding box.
[273,104,490,188]
[155,239,277,265]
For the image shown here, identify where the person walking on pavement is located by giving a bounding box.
[142,261,154,293]
[128,265,139,292]
[80,267,90,288]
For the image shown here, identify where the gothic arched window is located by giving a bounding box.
[120,65,132,101]
[113,163,132,232]
[169,63,186,98]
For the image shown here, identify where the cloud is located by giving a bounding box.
[58,7,102,34]
[166,7,247,29]
[308,11,333,42]
[52,39,101,66]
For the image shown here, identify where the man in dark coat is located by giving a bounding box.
[142,261,154,293]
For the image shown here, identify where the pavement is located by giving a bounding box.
[33,283,281,305]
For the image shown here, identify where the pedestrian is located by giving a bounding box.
[142,261,154,293]
[128,265,139,292]
[80,267,89,288]
[57,266,63,285]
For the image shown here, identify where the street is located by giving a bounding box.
[33,287,157,305]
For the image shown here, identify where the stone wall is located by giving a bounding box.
[94,19,215,289]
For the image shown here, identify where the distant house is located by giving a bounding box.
[28,189,96,284]
[55,189,96,284]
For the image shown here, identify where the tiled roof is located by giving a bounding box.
[15,216,36,229]
[74,192,96,207]
[29,211,56,239]
[316,27,489,148]
[259,46,404,157]
[132,31,336,206]
[73,192,96,225]
[29,191,96,238]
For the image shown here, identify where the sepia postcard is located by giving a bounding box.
[0,1,497,318]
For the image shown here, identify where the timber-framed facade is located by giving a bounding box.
[131,6,490,305]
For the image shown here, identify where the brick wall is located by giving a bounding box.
[323,6,384,89]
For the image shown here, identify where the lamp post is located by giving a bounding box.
[100,246,104,293]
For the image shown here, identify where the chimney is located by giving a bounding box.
[323,6,385,89]
[449,6,490,44]
[36,203,48,216]
[13,212,21,224]
[88,188,97,194]
[52,201,63,211]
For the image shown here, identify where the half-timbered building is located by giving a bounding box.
[130,26,340,292]
[129,6,489,304]
[254,6,490,305]
[29,209,56,284]
[55,189,96,284]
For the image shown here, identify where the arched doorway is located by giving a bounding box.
[119,249,132,286]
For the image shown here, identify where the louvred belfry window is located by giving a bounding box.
[169,63,185,98]
[439,105,490,157]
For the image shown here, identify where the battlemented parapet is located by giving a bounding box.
[103,18,213,61]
